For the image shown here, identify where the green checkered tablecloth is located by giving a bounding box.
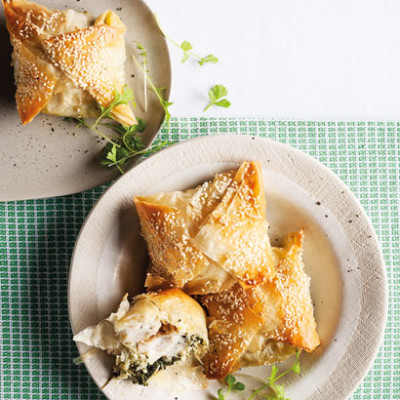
[0,119,399,400]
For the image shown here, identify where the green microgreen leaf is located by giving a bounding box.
[214,99,231,108]
[106,144,117,163]
[215,374,246,400]
[274,384,286,397]
[180,41,194,63]
[212,84,229,99]
[204,84,231,111]
[93,86,135,128]
[214,352,302,400]
[199,54,219,65]
[233,382,246,391]
[225,374,236,387]
[64,98,159,174]
[181,40,193,51]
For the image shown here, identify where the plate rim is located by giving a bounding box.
[68,134,388,400]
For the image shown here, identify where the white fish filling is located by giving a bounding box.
[73,295,204,385]
[137,332,188,364]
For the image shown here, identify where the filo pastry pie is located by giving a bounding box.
[3,0,136,125]
[201,232,320,379]
[134,161,275,295]
[73,288,208,386]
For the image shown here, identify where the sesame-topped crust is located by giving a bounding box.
[12,40,58,124]
[3,0,64,42]
[193,161,275,286]
[200,231,319,377]
[267,231,319,351]
[42,12,136,126]
[3,0,136,125]
[135,171,238,295]
[200,283,265,379]
[135,198,213,289]
[134,166,319,379]
[238,231,320,368]
[135,162,275,293]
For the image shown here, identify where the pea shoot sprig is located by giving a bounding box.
[64,15,231,175]
[64,86,167,175]
[204,84,231,112]
[131,42,173,130]
[154,14,218,65]
[133,15,230,125]
[94,86,136,128]
[216,350,301,400]
[217,375,246,400]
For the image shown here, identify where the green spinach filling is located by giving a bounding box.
[114,355,181,385]
[113,335,205,385]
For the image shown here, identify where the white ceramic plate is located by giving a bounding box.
[0,0,170,201]
[69,135,387,400]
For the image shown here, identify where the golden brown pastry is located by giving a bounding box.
[134,161,275,295]
[201,232,320,378]
[200,283,264,379]
[193,161,274,287]
[3,0,136,125]
[256,233,319,342]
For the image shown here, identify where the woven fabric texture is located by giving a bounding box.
[0,119,399,400]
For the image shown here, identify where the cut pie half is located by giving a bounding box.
[74,289,209,386]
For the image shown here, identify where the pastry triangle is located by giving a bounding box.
[135,171,236,294]
[201,232,319,377]
[259,231,320,351]
[12,41,58,124]
[200,283,264,379]
[134,162,275,294]
[193,161,274,286]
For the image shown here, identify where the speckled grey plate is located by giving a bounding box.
[0,0,170,201]
[69,135,387,400]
